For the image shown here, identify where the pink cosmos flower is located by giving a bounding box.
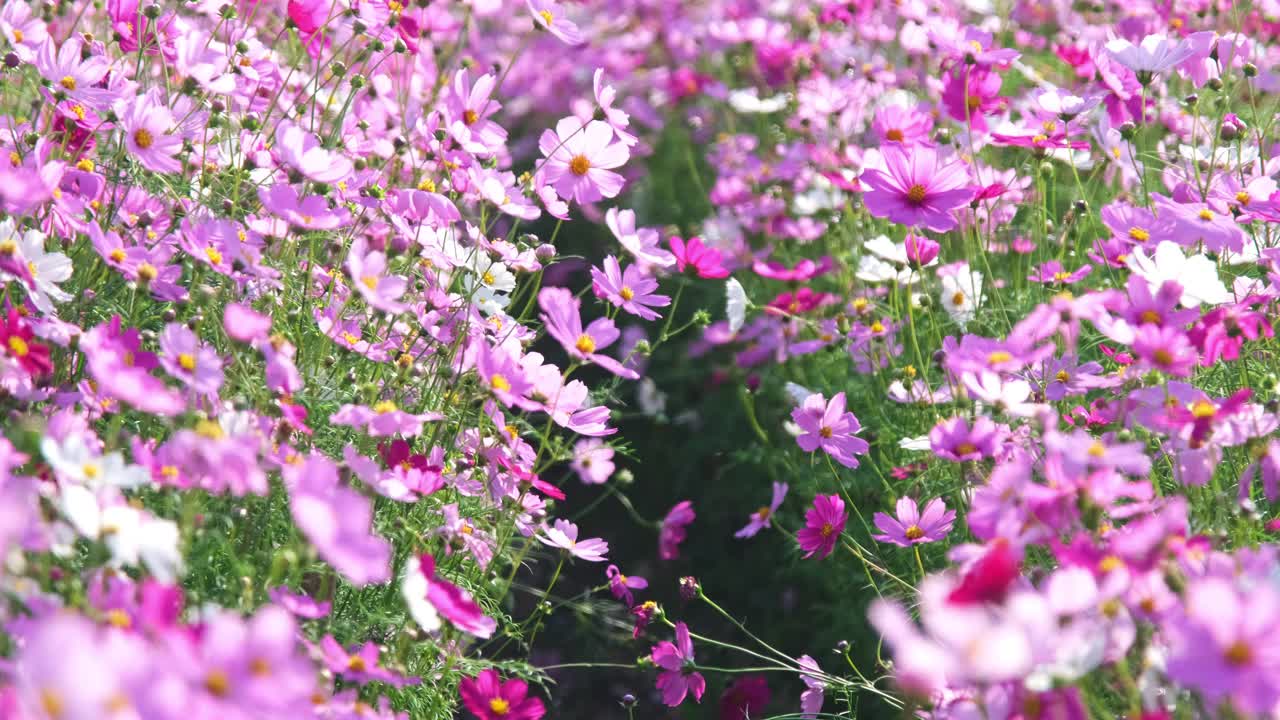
[275,120,353,184]
[258,184,349,230]
[330,401,443,438]
[797,655,826,718]
[797,494,846,559]
[872,497,956,547]
[659,500,695,560]
[861,145,974,232]
[80,318,185,416]
[538,118,628,204]
[872,104,934,146]
[720,676,770,720]
[791,392,870,469]
[402,553,498,639]
[527,0,583,45]
[607,207,676,268]
[537,518,610,562]
[1105,33,1207,75]
[651,622,706,707]
[446,70,508,156]
[570,437,614,484]
[346,237,409,314]
[752,257,833,282]
[735,481,788,538]
[158,323,224,396]
[460,669,545,720]
[284,454,392,586]
[36,38,110,108]
[591,255,670,320]
[591,68,636,145]
[930,415,1003,462]
[669,236,730,279]
[223,303,272,344]
[1029,260,1093,285]
[269,587,330,619]
[476,342,534,408]
[117,90,183,174]
[318,636,416,687]
[538,286,638,379]
[605,564,648,605]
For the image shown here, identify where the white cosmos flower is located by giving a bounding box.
[1,219,72,314]
[725,278,748,333]
[1126,241,1230,307]
[41,435,149,490]
[728,88,790,114]
[940,264,983,324]
[857,255,918,284]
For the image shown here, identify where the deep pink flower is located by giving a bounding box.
[651,622,706,707]
[318,636,416,687]
[797,494,846,559]
[403,554,498,639]
[460,669,546,720]
[669,236,729,279]
[860,146,973,232]
[0,308,51,377]
[720,675,770,720]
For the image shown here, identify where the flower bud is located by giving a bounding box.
[904,234,939,267]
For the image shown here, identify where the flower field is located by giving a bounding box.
[2,0,1280,718]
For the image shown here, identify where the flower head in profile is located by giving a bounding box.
[791,392,869,468]
[537,518,609,562]
[651,622,706,707]
[735,482,788,538]
[402,554,498,639]
[797,494,846,559]
[873,497,955,547]
[861,145,973,232]
[1105,33,1208,76]
[659,500,695,560]
[670,236,729,279]
[538,118,628,204]
[460,669,546,720]
[605,564,648,605]
[527,0,583,45]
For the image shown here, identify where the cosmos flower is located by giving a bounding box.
[873,497,956,547]
[538,118,628,204]
[651,622,706,707]
[797,494,846,559]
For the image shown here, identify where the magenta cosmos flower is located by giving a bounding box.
[791,392,870,469]
[591,255,670,320]
[460,669,546,720]
[659,500,695,560]
[538,286,638,379]
[797,494,846,559]
[670,236,730,279]
[872,497,955,547]
[652,622,706,707]
[861,145,974,232]
[538,117,628,204]
[537,518,609,562]
[402,554,497,639]
[605,564,648,605]
[735,481,788,538]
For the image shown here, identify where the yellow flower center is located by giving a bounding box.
[205,670,231,697]
[1098,555,1122,573]
[133,128,154,150]
[109,248,126,263]
[620,286,634,301]
[885,128,905,142]
[205,246,223,265]
[12,29,23,43]
[138,262,158,282]
[0,239,14,255]
[987,351,1012,365]
[870,321,885,333]
[1191,399,1216,418]
[1225,641,1253,667]
[195,419,225,440]
[756,506,771,518]
[342,332,362,346]
[574,334,596,354]
[1236,191,1252,206]
[59,75,76,90]
[1053,271,1071,282]
[955,442,976,456]
[1197,209,1213,221]
[7,336,29,357]
[905,183,927,205]
[178,353,196,371]
[417,177,437,192]
[1139,310,1161,324]
[538,9,554,25]
[361,275,378,290]
[904,525,924,540]
[1128,227,1149,242]
[490,373,511,392]
[347,655,367,672]
[1031,133,1049,144]
[951,291,966,306]
[250,658,271,676]
[820,522,834,538]
[569,154,591,176]
[1055,370,1070,382]
[105,609,132,628]
[41,689,64,719]
[1087,441,1106,458]
[464,109,478,125]
[76,157,94,172]
[819,426,833,439]
[373,400,398,414]
[482,270,496,286]
[1152,349,1174,366]
[82,463,99,479]
[489,698,512,716]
